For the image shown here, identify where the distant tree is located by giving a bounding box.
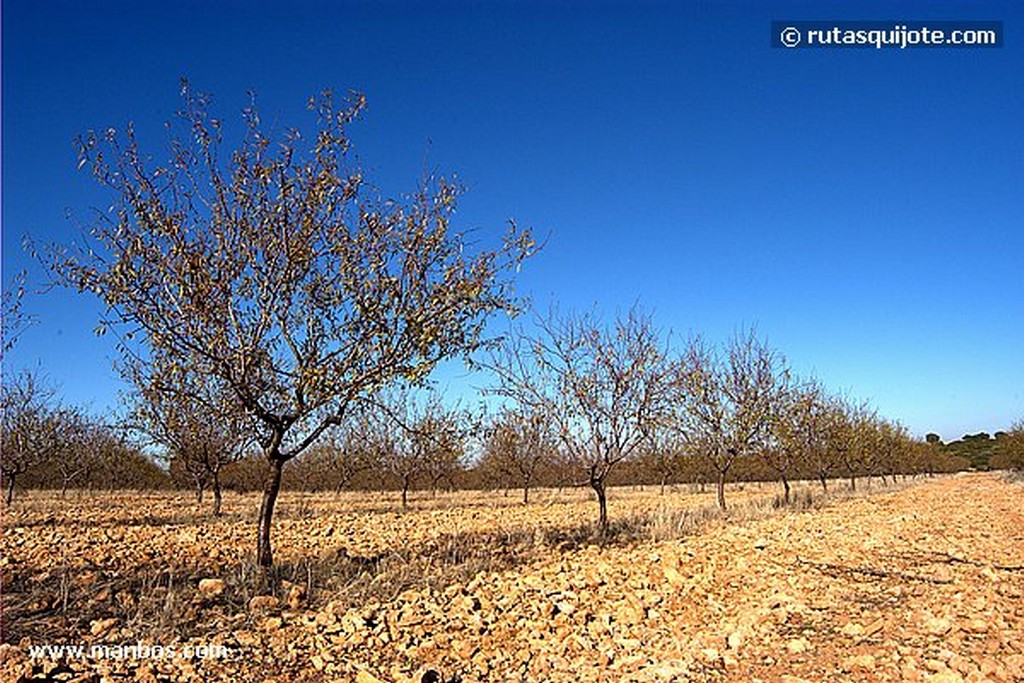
[872,419,911,484]
[89,425,172,490]
[673,329,788,510]
[839,401,877,491]
[487,306,674,535]
[637,425,684,496]
[422,411,468,497]
[129,360,252,515]
[168,452,211,501]
[768,376,829,505]
[945,432,997,470]
[482,407,557,504]
[369,388,462,509]
[47,82,535,569]
[803,393,845,492]
[52,410,97,496]
[0,371,75,504]
[676,448,713,493]
[286,412,381,493]
[221,453,268,494]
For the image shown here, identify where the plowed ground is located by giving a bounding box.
[2,473,1022,682]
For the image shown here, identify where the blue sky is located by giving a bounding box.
[3,0,1022,442]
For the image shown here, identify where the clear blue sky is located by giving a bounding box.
[3,0,1022,442]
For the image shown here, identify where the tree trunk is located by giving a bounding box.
[401,475,410,509]
[4,475,15,506]
[659,473,667,496]
[334,473,351,496]
[212,473,223,517]
[716,470,727,511]
[522,476,530,505]
[849,473,856,491]
[782,473,791,505]
[818,471,828,493]
[590,476,608,537]
[257,458,284,569]
[196,480,205,504]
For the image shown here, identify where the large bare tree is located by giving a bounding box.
[487,306,673,535]
[48,82,534,568]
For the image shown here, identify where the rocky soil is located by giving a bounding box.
[2,473,1022,682]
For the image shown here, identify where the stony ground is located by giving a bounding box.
[2,473,1022,682]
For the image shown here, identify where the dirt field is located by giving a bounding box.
[2,473,1022,682]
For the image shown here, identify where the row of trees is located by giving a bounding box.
[0,357,1003,508]
[481,306,994,533]
[0,364,997,510]
[0,371,170,503]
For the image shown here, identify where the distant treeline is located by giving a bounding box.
[925,432,1019,471]
[13,432,972,496]
[11,416,1023,503]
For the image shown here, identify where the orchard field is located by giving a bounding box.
[2,472,1022,682]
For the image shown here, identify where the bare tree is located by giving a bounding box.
[52,410,97,496]
[482,406,556,504]
[371,388,461,509]
[169,450,212,502]
[1,371,73,504]
[672,335,726,507]
[47,82,534,568]
[864,418,910,485]
[767,376,823,504]
[488,306,673,535]
[673,329,787,511]
[84,424,171,491]
[423,416,467,498]
[842,402,877,491]
[288,413,380,493]
[810,394,849,492]
[130,360,251,516]
[638,425,684,496]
